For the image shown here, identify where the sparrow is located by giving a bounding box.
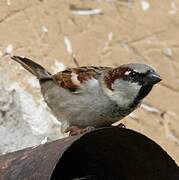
[11,56,161,135]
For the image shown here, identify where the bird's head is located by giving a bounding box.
[103,63,161,108]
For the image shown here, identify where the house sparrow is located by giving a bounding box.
[11,56,161,135]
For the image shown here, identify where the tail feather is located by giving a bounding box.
[11,56,52,80]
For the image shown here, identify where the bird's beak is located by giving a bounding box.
[143,72,162,86]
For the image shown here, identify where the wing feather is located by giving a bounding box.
[53,66,111,92]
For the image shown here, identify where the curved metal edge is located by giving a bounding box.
[0,134,82,180]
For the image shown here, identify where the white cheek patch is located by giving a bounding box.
[131,82,141,90]
[71,72,81,86]
[108,79,142,107]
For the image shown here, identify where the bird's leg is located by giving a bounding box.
[65,126,95,136]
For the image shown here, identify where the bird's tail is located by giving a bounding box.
[11,56,52,80]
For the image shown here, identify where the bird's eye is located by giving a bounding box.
[129,71,137,78]
[123,70,139,82]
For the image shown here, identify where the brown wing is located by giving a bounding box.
[53,66,111,92]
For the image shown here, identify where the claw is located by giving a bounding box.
[65,126,95,136]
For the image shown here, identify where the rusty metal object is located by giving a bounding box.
[0,127,179,180]
[0,135,81,180]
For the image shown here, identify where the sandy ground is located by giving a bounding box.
[0,0,179,164]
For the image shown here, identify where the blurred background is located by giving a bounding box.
[0,0,179,164]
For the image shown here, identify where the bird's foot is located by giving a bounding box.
[117,123,126,128]
[65,126,95,136]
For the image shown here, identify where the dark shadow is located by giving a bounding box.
[51,127,179,180]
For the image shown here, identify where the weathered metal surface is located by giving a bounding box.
[0,127,179,180]
[0,135,81,180]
